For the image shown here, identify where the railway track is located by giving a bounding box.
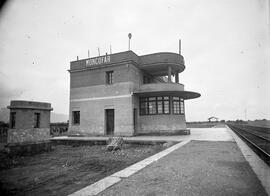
[227,124,270,166]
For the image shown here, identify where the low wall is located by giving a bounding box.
[137,114,187,135]
[136,129,190,136]
[51,138,168,146]
[6,141,52,155]
[7,128,51,144]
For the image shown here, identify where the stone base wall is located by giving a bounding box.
[7,128,51,144]
[6,141,52,155]
[136,129,190,136]
[67,130,134,137]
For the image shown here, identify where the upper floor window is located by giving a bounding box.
[10,112,16,128]
[72,111,80,125]
[34,113,40,128]
[143,76,151,84]
[172,97,185,114]
[106,71,114,84]
[139,96,170,115]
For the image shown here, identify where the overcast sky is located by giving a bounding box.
[0,0,269,121]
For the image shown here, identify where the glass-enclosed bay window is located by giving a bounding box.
[139,96,184,115]
[139,96,170,115]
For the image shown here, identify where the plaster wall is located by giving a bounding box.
[138,114,186,134]
[69,63,142,136]
[70,63,141,88]
[69,96,133,136]
[10,109,50,129]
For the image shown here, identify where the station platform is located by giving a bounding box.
[52,127,234,142]
[67,127,269,196]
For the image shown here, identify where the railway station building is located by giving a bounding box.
[68,49,200,136]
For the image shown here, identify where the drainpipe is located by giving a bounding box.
[168,66,172,82]
[175,72,179,83]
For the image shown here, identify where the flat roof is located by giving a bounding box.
[7,100,53,111]
[70,51,185,76]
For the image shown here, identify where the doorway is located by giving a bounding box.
[105,109,114,135]
[133,108,137,134]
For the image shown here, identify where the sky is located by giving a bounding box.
[0,0,269,121]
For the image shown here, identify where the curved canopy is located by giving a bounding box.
[134,89,201,100]
[139,52,185,76]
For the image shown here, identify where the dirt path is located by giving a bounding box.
[0,144,165,196]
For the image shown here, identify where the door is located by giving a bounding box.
[133,108,137,134]
[106,109,114,135]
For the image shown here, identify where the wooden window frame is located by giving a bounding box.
[34,113,40,128]
[172,97,185,115]
[106,71,114,84]
[139,96,171,116]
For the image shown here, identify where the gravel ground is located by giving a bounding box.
[0,143,165,196]
[98,140,268,196]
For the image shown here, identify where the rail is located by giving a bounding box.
[227,124,270,166]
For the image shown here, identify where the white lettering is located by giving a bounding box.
[86,55,111,67]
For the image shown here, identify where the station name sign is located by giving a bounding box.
[86,55,111,67]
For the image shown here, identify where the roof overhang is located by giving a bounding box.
[134,90,200,100]
[139,52,185,76]
[133,83,200,100]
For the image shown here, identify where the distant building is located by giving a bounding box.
[7,100,53,143]
[68,49,200,136]
[208,117,219,122]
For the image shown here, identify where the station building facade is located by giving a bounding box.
[68,50,200,136]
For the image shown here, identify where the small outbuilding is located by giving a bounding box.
[6,100,53,154]
[208,117,219,122]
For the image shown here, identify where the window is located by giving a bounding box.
[72,111,80,125]
[10,112,16,128]
[180,99,185,114]
[172,97,185,114]
[143,76,151,84]
[157,97,163,114]
[163,96,170,114]
[140,98,148,115]
[148,97,156,114]
[106,71,113,84]
[139,96,170,115]
[34,113,40,128]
